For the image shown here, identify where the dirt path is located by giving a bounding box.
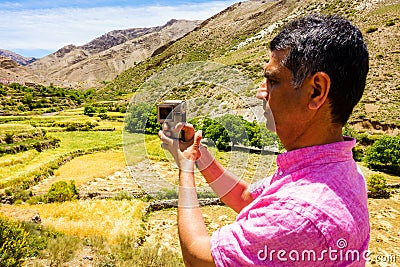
[31,166,144,199]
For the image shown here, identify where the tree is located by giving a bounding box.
[22,93,33,110]
[206,119,231,151]
[125,103,160,134]
[190,115,276,151]
[145,106,160,134]
[216,114,248,146]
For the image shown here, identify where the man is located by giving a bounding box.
[159,14,369,266]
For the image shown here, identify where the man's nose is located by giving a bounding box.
[256,80,268,100]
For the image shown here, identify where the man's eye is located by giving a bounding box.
[268,79,276,86]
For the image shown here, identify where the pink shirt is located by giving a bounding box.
[210,137,370,266]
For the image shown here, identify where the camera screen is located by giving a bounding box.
[158,106,173,120]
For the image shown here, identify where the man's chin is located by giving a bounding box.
[263,103,276,132]
[266,121,276,133]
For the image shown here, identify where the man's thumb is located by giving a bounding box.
[194,130,202,147]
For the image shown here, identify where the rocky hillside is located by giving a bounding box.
[27,19,202,89]
[0,49,36,66]
[99,0,400,129]
[0,56,42,84]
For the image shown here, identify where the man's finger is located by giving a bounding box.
[158,130,173,146]
[160,142,169,150]
[171,122,184,133]
[162,123,169,131]
[193,130,202,148]
[162,123,172,137]
[172,123,195,142]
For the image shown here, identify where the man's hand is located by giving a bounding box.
[158,123,202,171]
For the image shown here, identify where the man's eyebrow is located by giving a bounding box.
[263,71,277,79]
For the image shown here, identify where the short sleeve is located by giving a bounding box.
[210,202,328,267]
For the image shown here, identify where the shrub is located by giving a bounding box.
[0,216,49,266]
[357,133,379,146]
[99,113,109,120]
[155,188,178,199]
[83,105,96,116]
[352,145,365,162]
[46,181,78,203]
[0,217,31,266]
[28,180,79,204]
[13,188,33,203]
[113,191,135,201]
[3,186,33,204]
[0,86,7,96]
[98,107,107,113]
[367,174,390,198]
[197,190,217,199]
[5,132,14,144]
[53,119,98,131]
[364,135,400,175]
[117,105,127,113]
[385,19,396,27]
[365,26,378,33]
[342,124,358,138]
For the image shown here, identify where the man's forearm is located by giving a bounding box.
[178,166,215,267]
[196,146,253,213]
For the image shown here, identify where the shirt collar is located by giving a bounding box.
[276,136,356,174]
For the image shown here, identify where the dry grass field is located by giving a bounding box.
[0,199,145,243]
[47,150,126,188]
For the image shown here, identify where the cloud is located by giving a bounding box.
[0,1,23,9]
[0,1,236,57]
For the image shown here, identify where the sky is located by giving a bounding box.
[0,0,238,58]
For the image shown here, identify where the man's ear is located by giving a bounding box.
[308,72,330,110]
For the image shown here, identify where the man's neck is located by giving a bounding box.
[281,120,344,152]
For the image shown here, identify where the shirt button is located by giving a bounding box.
[279,171,283,176]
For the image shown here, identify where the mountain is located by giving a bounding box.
[0,56,42,84]
[99,0,400,129]
[0,49,36,66]
[28,19,202,89]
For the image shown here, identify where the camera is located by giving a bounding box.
[157,100,186,139]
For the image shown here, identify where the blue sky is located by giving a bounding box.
[0,0,238,58]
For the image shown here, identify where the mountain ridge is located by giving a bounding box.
[0,49,36,66]
[26,19,202,88]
